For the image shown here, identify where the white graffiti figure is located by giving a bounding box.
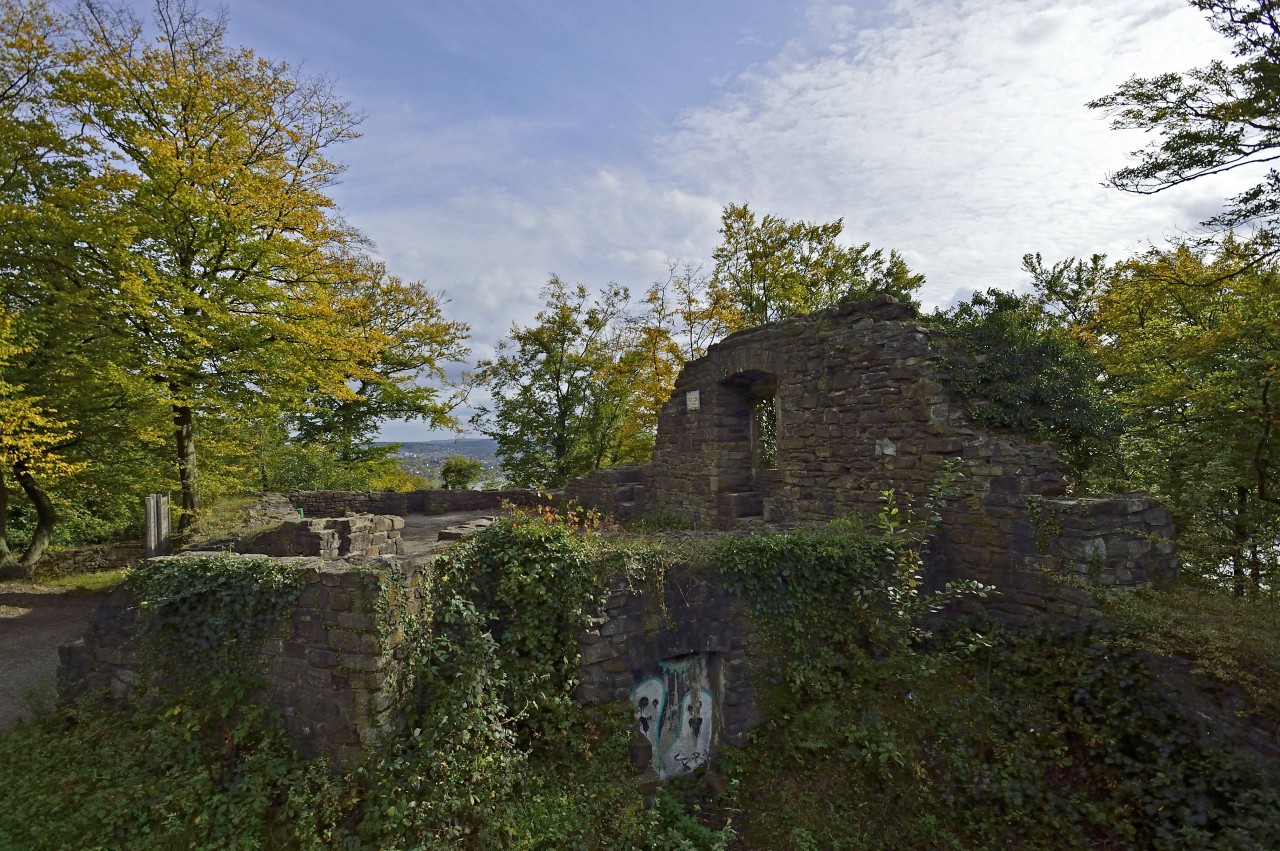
[630,654,714,778]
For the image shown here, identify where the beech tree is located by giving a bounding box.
[0,0,167,573]
[56,1,367,529]
[0,1,468,559]
[0,1,72,571]
[1089,0,1280,245]
[0,312,76,573]
[1097,240,1280,592]
[290,260,470,465]
[617,262,734,456]
[712,203,923,329]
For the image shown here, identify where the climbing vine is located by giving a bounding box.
[715,463,986,698]
[350,513,732,849]
[124,553,306,694]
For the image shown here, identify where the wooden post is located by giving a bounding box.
[144,493,172,558]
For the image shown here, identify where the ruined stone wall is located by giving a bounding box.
[59,548,769,775]
[575,296,1175,617]
[236,515,406,559]
[281,489,541,518]
[564,466,649,522]
[576,562,764,778]
[36,541,144,578]
[59,554,428,766]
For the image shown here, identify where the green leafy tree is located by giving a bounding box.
[53,1,366,531]
[471,277,643,489]
[289,260,470,465]
[931,270,1123,491]
[1096,240,1280,592]
[1089,1,1280,590]
[0,1,467,564]
[440,455,484,490]
[0,1,82,572]
[51,2,467,532]
[0,312,76,573]
[712,203,924,329]
[0,0,171,573]
[1089,0,1280,245]
[620,261,738,450]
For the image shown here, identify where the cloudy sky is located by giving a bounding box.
[196,0,1240,440]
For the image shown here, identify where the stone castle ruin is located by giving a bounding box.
[59,296,1177,775]
[569,294,1176,619]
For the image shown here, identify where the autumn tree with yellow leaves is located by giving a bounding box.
[0,0,467,563]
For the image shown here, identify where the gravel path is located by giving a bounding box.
[0,583,101,732]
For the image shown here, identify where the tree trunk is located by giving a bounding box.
[0,463,12,571]
[1249,541,1262,594]
[11,460,56,578]
[173,400,198,534]
[1231,485,1249,597]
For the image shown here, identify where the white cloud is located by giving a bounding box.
[374,0,1248,440]
[656,0,1242,307]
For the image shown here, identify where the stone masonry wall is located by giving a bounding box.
[59,554,428,766]
[36,541,144,578]
[564,466,649,523]
[576,561,764,777]
[573,295,1176,620]
[236,515,406,559]
[59,547,769,774]
[282,489,542,518]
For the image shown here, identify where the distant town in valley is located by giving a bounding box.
[380,438,503,487]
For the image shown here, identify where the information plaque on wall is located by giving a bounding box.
[686,390,700,411]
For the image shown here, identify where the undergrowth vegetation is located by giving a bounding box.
[1,508,1278,849]
[0,517,728,850]
[705,497,1280,849]
[1101,587,1280,725]
[720,615,1280,850]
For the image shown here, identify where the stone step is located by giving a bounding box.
[716,491,764,518]
[437,516,498,541]
[711,473,753,493]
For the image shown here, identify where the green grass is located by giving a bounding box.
[34,567,129,593]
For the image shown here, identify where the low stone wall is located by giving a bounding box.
[58,554,427,766]
[37,541,144,578]
[58,548,768,776]
[281,489,543,518]
[237,515,405,559]
[1042,494,1178,587]
[564,466,648,523]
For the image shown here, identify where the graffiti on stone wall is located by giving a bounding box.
[631,654,713,778]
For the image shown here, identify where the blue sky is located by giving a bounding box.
[191,1,1239,440]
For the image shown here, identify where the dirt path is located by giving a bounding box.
[0,583,101,732]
